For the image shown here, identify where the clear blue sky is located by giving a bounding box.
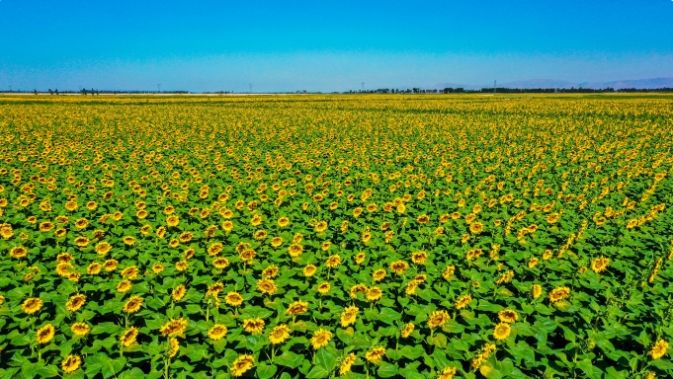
[1,0,672,92]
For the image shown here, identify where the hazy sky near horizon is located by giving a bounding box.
[1,0,672,92]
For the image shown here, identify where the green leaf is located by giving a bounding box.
[377,362,399,378]
[275,351,304,369]
[305,365,330,379]
[256,362,278,379]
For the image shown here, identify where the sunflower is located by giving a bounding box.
[411,251,428,265]
[167,337,179,358]
[269,324,291,345]
[116,280,132,293]
[590,256,610,273]
[286,300,309,315]
[493,322,511,340]
[36,323,55,344]
[257,279,277,295]
[10,246,28,259]
[427,310,450,329]
[498,309,518,324]
[366,286,382,301]
[339,353,356,375]
[325,255,341,268]
[242,318,265,335]
[548,287,570,303]
[311,328,333,350]
[390,260,409,275]
[437,366,457,379]
[372,269,386,282]
[442,265,456,281]
[401,322,415,338]
[340,306,359,327]
[650,339,669,360]
[454,294,472,310]
[61,355,81,373]
[303,264,317,277]
[122,295,143,314]
[160,318,188,338]
[230,354,255,377]
[172,284,186,302]
[121,327,139,347]
[71,322,90,337]
[531,284,542,299]
[208,324,228,341]
[225,292,243,307]
[469,222,484,234]
[22,297,43,314]
[365,346,386,364]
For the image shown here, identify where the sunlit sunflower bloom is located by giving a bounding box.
[230,354,255,377]
[225,292,243,307]
[10,246,28,259]
[286,301,309,315]
[22,297,43,314]
[339,353,356,375]
[401,322,415,338]
[650,339,669,360]
[349,284,368,299]
[61,355,81,373]
[455,295,472,310]
[390,260,409,275]
[95,241,112,256]
[373,269,386,282]
[36,323,55,344]
[427,310,450,329]
[498,309,518,324]
[257,279,277,295]
[548,287,570,303]
[269,324,291,345]
[0,295,5,305]
[152,263,165,274]
[117,280,132,293]
[437,366,457,379]
[172,284,186,302]
[87,262,102,275]
[103,259,118,272]
[365,346,386,364]
[167,337,179,358]
[123,295,143,314]
[121,327,139,347]
[591,256,610,273]
[326,255,341,269]
[160,318,188,338]
[242,318,265,335]
[469,222,484,234]
[312,281,329,295]
[311,328,333,350]
[442,265,456,281]
[411,251,428,265]
[340,306,359,327]
[493,322,511,340]
[208,324,228,341]
[166,215,179,227]
[71,322,90,337]
[303,264,317,277]
[531,284,543,299]
[277,217,290,227]
[366,287,383,301]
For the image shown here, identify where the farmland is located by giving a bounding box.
[0,93,672,378]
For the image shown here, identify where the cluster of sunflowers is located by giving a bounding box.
[0,93,672,378]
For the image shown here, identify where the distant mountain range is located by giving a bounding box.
[435,77,673,90]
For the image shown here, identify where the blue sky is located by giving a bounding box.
[1,0,672,92]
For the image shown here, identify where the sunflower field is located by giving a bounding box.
[0,93,672,379]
